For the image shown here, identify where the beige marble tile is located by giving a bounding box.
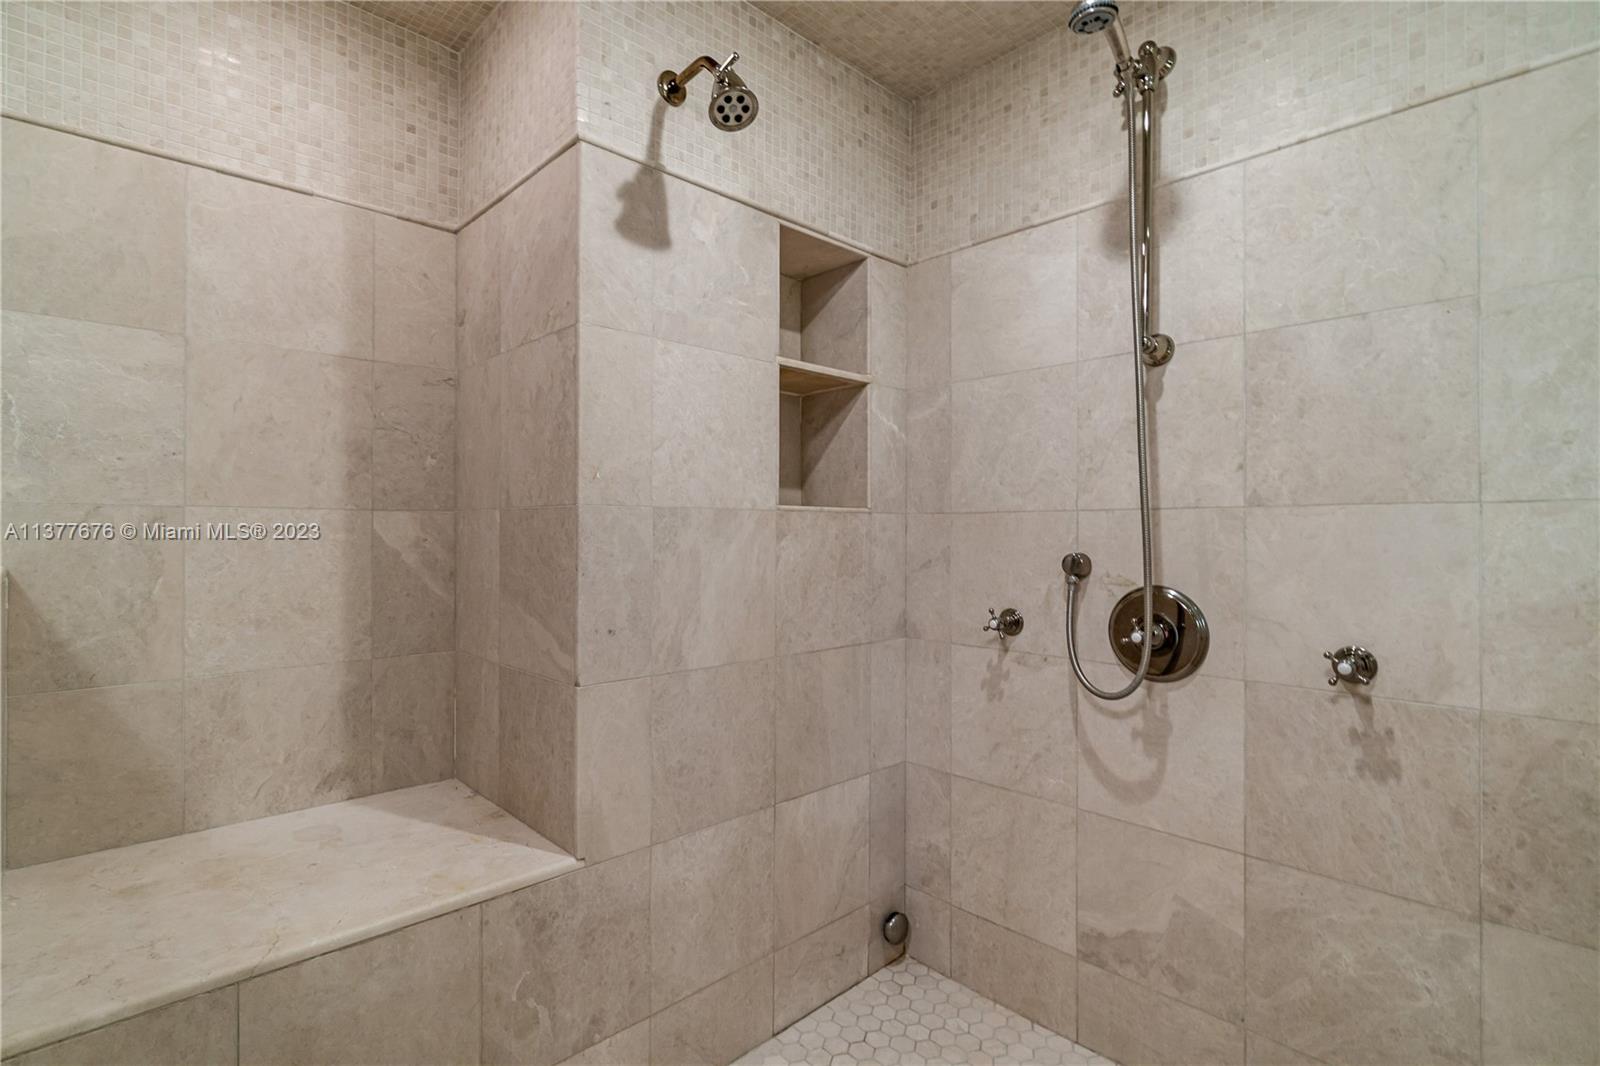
[951,216,1076,380]
[1480,280,1599,502]
[950,909,1076,1038]
[1479,53,1600,293]
[1076,336,1245,511]
[905,514,951,643]
[801,260,869,373]
[499,665,577,853]
[649,956,775,1066]
[1482,501,1600,724]
[950,644,1075,805]
[1247,299,1478,506]
[774,907,870,1029]
[951,363,1076,512]
[372,510,454,657]
[239,908,478,1066]
[455,508,499,661]
[1482,922,1600,1066]
[453,651,499,804]
[185,508,372,676]
[652,507,776,673]
[1078,813,1244,1023]
[500,506,578,683]
[949,510,1072,660]
[1,311,184,506]
[3,504,183,695]
[502,327,578,507]
[950,777,1075,955]
[869,639,907,769]
[905,639,951,772]
[556,1021,650,1066]
[777,645,871,801]
[868,384,908,513]
[577,325,653,507]
[796,384,870,508]
[869,512,906,640]
[455,354,502,510]
[575,678,652,862]
[184,660,373,831]
[906,386,950,514]
[187,168,373,357]
[653,339,775,508]
[774,777,870,946]
[1,120,185,333]
[4,681,183,867]
[1243,94,1476,331]
[1245,859,1480,1066]
[776,509,871,655]
[1074,507,1245,680]
[0,782,576,1060]
[869,764,906,903]
[1244,1033,1323,1066]
[373,214,454,369]
[907,255,951,388]
[1078,962,1243,1066]
[654,173,778,361]
[456,208,501,369]
[499,146,578,352]
[372,652,454,793]
[1078,673,1245,851]
[868,258,908,388]
[187,338,373,509]
[905,763,951,901]
[482,852,651,1066]
[1078,166,1244,361]
[904,886,952,974]
[650,808,774,1010]
[577,145,660,337]
[3,988,236,1066]
[780,275,803,362]
[373,362,455,510]
[1246,682,1480,914]
[1482,712,1599,948]
[1245,504,1479,707]
[651,659,774,844]
[575,505,653,685]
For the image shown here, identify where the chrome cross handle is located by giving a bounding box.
[1324,645,1379,686]
[982,607,1025,640]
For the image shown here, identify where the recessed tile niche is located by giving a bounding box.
[778,226,872,509]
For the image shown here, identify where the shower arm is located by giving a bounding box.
[658,52,739,106]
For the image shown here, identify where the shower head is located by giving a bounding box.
[1068,0,1132,66]
[657,52,759,132]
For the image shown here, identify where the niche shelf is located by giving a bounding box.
[778,225,872,509]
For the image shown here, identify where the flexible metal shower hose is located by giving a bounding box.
[1064,86,1157,702]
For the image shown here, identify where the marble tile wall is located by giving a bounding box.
[0,1,460,226]
[1,118,458,866]
[451,135,908,1061]
[901,48,1600,1066]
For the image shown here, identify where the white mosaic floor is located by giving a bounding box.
[736,957,1116,1066]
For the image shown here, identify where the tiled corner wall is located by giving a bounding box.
[1,118,458,866]
[911,0,1600,260]
[0,1,461,226]
[575,0,913,261]
[901,49,1599,1066]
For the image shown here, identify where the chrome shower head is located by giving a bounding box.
[1068,0,1132,66]
[657,51,759,132]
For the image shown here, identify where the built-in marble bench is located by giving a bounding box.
[1,781,579,1061]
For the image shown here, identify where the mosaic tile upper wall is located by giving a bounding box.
[1,1,461,226]
[576,0,912,261]
[912,0,1600,261]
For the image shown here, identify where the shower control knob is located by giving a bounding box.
[982,607,1025,640]
[1323,646,1378,686]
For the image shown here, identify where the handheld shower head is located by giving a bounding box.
[1068,0,1131,66]
[657,51,759,132]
